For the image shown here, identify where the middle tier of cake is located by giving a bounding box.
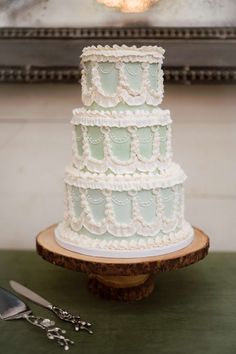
[72,107,172,174]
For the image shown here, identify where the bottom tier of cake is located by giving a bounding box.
[55,221,193,258]
[55,164,193,258]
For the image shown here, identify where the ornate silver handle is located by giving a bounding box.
[51,305,93,334]
[23,314,74,350]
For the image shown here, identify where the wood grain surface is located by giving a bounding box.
[36,225,209,276]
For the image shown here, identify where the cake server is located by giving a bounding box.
[0,287,73,350]
[10,280,93,334]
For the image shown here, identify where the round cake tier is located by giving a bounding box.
[81,45,164,108]
[72,108,172,174]
[54,163,193,258]
[63,165,185,237]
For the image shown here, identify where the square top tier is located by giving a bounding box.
[80,45,165,109]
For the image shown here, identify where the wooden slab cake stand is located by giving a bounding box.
[36,225,209,301]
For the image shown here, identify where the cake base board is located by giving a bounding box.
[36,225,209,301]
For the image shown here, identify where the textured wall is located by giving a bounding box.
[0,0,235,27]
[0,83,235,250]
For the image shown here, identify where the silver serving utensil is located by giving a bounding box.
[10,280,93,334]
[0,287,74,350]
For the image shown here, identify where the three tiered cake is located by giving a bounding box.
[55,45,194,258]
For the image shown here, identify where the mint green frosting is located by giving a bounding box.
[137,127,153,159]
[90,102,160,111]
[98,62,119,94]
[71,186,181,225]
[84,61,161,110]
[124,62,142,91]
[89,102,157,111]
[84,62,92,88]
[75,125,169,163]
[75,125,83,156]
[111,128,131,161]
[159,126,168,156]
[149,63,159,90]
[138,190,156,222]
[87,190,105,222]
[87,126,104,159]
[71,186,82,217]
[112,191,132,223]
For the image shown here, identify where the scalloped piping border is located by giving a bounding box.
[81,60,164,107]
[65,183,184,237]
[72,108,171,127]
[72,123,172,174]
[81,44,165,63]
[54,221,194,258]
[64,163,186,191]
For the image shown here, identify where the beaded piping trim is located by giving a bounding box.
[64,163,186,191]
[56,220,193,252]
[72,124,172,173]
[81,60,164,107]
[81,44,165,63]
[72,107,171,127]
[64,183,184,237]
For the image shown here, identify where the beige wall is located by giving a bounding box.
[0,84,235,250]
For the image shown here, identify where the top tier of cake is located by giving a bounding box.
[81,45,165,109]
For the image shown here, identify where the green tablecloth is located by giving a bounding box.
[0,251,235,354]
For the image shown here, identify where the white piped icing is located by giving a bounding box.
[81,61,163,107]
[64,163,186,191]
[55,221,194,258]
[64,182,184,237]
[72,108,171,127]
[81,44,165,63]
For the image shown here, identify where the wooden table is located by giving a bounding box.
[0,251,235,354]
